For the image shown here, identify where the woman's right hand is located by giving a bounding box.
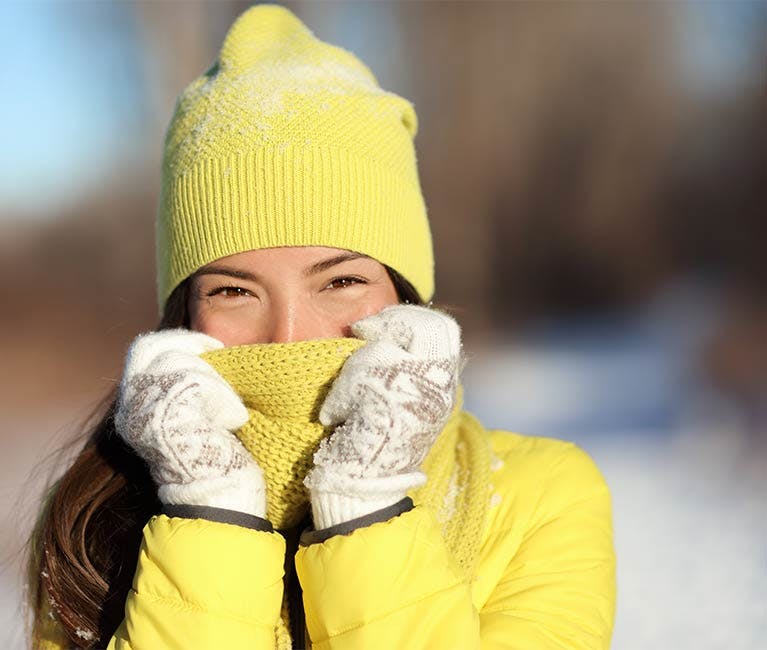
[114,328,267,518]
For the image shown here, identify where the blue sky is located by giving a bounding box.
[0,1,147,217]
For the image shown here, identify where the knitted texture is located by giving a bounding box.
[201,336,491,573]
[157,3,433,313]
[201,337,366,530]
[410,408,492,578]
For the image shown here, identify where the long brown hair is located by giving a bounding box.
[25,265,423,648]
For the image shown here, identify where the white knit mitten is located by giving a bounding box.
[304,304,463,529]
[114,328,267,518]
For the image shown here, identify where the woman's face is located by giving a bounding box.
[188,246,401,346]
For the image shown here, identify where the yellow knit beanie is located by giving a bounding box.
[156,3,434,314]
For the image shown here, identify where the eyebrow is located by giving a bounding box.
[193,251,369,283]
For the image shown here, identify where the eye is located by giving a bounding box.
[206,285,254,298]
[325,276,367,290]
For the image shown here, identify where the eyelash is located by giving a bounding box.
[205,276,367,298]
[205,285,252,298]
[326,275,366,290]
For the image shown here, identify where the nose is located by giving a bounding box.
[266,297,329,343]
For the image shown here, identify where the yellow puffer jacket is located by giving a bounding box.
[35,423,615,649]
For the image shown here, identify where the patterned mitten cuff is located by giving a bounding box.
[309,491,402,530]
[306,469,426,529]
[159,464,268,520]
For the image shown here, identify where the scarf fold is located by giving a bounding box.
[203,337,366,530]
[201,337,491,648]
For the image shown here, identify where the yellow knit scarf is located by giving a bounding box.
[201,337,491,649]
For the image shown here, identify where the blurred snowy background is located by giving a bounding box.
[1,1,765,648]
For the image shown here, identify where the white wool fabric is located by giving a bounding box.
[114,329,267,518]
[305,304,464,529]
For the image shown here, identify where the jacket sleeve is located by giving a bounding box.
[479,442,616,649]
[106,510,286,649]
[294,442,615,649]
[295,504,479,649]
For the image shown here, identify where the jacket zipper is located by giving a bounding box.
[281,515,309,649]
[287,556,307,648]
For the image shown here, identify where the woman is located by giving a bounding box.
[27,5,616,649]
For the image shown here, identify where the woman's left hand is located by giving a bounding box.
[304,304,464,528]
